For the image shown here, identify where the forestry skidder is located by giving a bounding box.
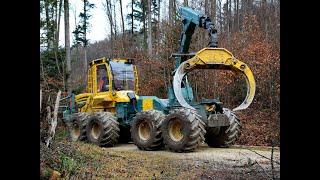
[63,7,256,152]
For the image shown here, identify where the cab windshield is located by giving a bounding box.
[109,61,135,91]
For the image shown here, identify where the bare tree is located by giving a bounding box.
[131,0,134,35]
[142,0,147,48]
[157,0,161,55]
[147,0,152,56]
[113,3,118,37]
[169,0,173,24]
[119,0,125,54]
[40,89,42,112]
[119,0,125,34]
[83,0,88,73]
[211,0,216,22]
[53,0,62,75]
[205,0,208,15]
[236,0,239,31]
[218,0,222,33]
[44,0,51,49]
[104,0,115,57]
[65,0,71,92]
[184,0,188,6]
[56,0,62,45]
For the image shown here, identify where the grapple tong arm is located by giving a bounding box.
[173,48,256,111]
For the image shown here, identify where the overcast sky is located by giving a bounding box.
[56,0,225,47]
[57,0,124,46]
[58,0,156,46]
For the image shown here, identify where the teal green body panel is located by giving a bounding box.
[115,102,136,127]
[168,85,194,106]
[62,93,77,122]
[137,96,169,114]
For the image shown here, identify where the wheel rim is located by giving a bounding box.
[138,121,151,141]
[71,124,80,140]
[169,119,184,142]
[91,122,101,140]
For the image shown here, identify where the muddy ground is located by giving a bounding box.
[40,129,280,180]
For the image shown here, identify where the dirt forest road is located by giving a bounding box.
[109,143,280,168]
[102,143,280,179]
[45,139,280,179]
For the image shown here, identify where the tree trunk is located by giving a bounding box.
[83,0,87,46]
[105,0,114,57]
[119,0,125,55]
[147,0,152,56]
[157,0,160,55]
[44,0,51,49]
[233,0,236,32]
[226,0,230,44]
[262,0,268,39]
[142,1,146,49]
[62,59,66,92]
[228,0,232,33]
[169,0,173,24]
[173,0,176,22]
[65,0,71,92]
[119,0,125,34]
[205,0,208,15]
[236,0,239,31]
[183,0,188,6]
[218,0,222,33]
[211,0,216,22]
[113,4,118,40]
[241,0,246,31]
[46,106,52,124]
[56,0,63,45]
[131,0,134,35]
[40,89,42,112]
[46,90,61,147]
[54,0,61,75]
[84,48,88,74]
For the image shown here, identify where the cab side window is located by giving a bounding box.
[96,65,109,92]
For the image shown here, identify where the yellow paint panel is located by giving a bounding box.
[142,99,153,111]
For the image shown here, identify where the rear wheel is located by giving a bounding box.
[161,108,206,152]
[86,112,120,147]
[131,110,165,150]
[205,108,241,147]
[67,113,89,142]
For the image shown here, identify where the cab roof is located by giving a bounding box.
[89,57,134,67]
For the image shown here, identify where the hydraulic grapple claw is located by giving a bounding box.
[173,48,256,111]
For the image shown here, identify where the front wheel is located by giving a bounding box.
[131,110,165,150]
[161,108,206,152]
[86,112,120,147]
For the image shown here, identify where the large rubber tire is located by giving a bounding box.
[161,108,206,152]
[130,110,165,150]
[67,113,89,142]
[205,108,242,148]
[86,112,120,147]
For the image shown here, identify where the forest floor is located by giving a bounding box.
[40,127,280,180]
